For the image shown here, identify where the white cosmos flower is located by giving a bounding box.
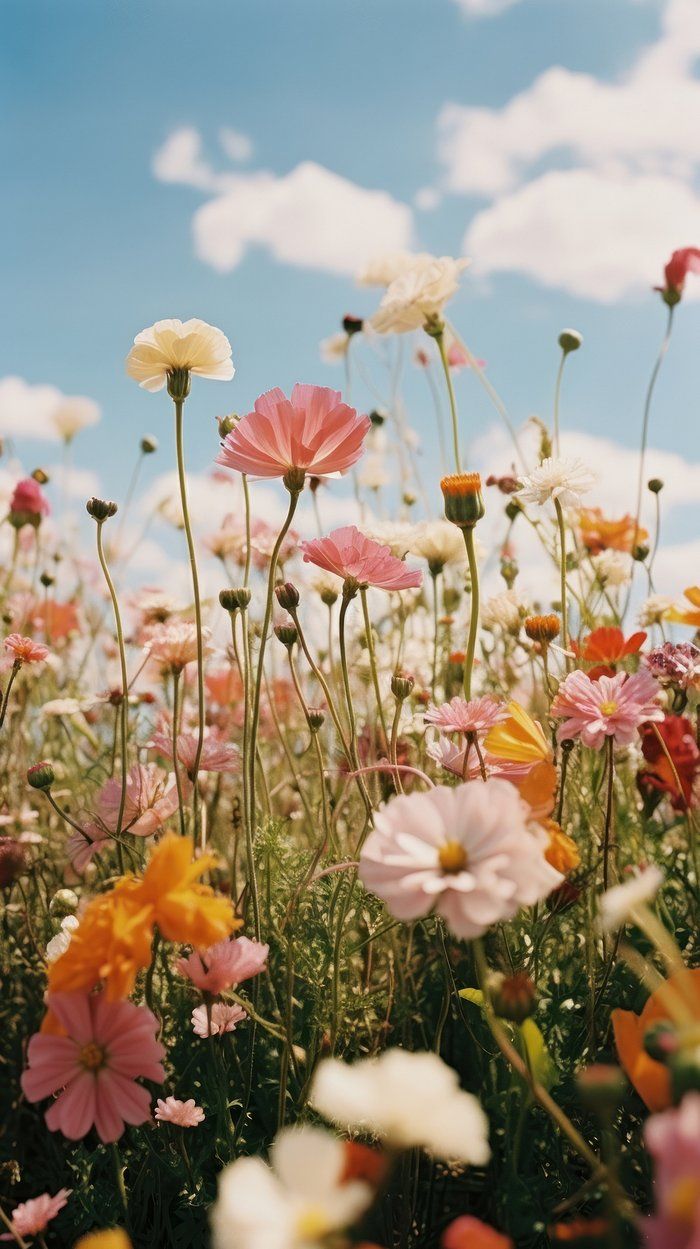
[517,457,596,509]
[409,520,466,569]
[357,454,390,491]
[599,865,664,932]
[638,594,674,627]
[311,1049,490,1165]
[211,1125,373,1249]
[126,318,234,393]
[319,332,349,364]
[590,549,632,588]
[46,914,79,964]
[371,256,470,334]
[357,250,434,287]
[481,589,525,634]
[52,396,100,441]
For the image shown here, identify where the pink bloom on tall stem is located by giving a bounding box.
[176,935,269,994]
[5,1188,72,1239]
[155,1096,205,1127]
[9,477,50,522]
[659,247,700,302]
[551,669,663,749]
[191,1002,247,1038]
[67,821,109,873]
[21,992,165,1143]
[216,384,371,480]
[644,1093,700,1249]
[300,526,423,592]
[425,695,506,737]
[4,634,50,665]
[97,763,181,836]
[150,727,240,780]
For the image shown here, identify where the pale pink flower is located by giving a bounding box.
[644,1093,700,1249]
[176,935,269,994]
[428,736,530,783]
[4,634,49,665]
[424,695,506,737]
[145,621,212,672]
[6,1188,71,1238]
[551,669,663,749]
[300,526,423,592]
[150,727,240,779]
[155,1096,205,1127]
[9,477,50,521]
[192,1002,247,1038]
[645,642,700,693]
[359,780,562,940]
[216,384,370,480]
[67,821,109,872]
[21,991,165,1143]
[97,764,181,836]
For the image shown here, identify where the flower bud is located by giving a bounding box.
[633,544,650,562]
[342,314,364,336]
[166,367,191,401]
[391,669,415,701]
[402,491,417,508]
[500,557,519,589]
[219,587,251,613]
[643,1020,680,1064]
[369,410,386,428]
[648,478,664,494]
[282,466,306,494]
[576,1063,627,1112]
[558,329,583,354]
[0,838,28,887]
[274,623,298,650]
[32,467,50,485]
[670,1044,700,1102]
[488,971,537,1024]
[307,708,325,732]
[27,760,55,790]
[40,571,55,588]
[217,414,237,438]
[319,584,338,607]
[524,614,560,645]
[86,497,118,522]
[504,499,522,522]
[442,587,461,613]
[49,888,79,918]
[141,435,158,454]
[275,582,300,611]
[441,473,485,529]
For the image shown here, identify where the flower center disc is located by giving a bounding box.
[439,841,468,874]
[80,1042,106,1071]
[599,700,618,716]
[295,1205,331,1238]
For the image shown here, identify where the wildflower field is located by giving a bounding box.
[1,249,699,1249]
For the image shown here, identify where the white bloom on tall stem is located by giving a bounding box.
[311,1048,490,1165]
[516,457,596,510]
[125,319,234,392]
[590,549,632,588]
[481,589,525,634]
[358,250,434,287]
[319,332,349,364]
[52,396,100,442]
[371,256,470,334]
[599,865,664,932]
[638,594,674,626]
[211,1125,373,1249]
[409,520,467,569]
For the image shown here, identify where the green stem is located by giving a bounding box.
[434,328,461,473]
[174,398,205,842]
[360,586,390,746]
[463,527,480,700]
[0,663,20,730]
[602,735,616,893]
[553,498,572,671]
[171,671,188,837]
[96,521,128,872]
[553,348,566,457]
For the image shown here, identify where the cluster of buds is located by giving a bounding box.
[219,588,251,614]
[86,497,118,523]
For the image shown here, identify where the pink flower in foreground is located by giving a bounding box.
[425,695,506,737]
[359,780,562,940]
[155,1096,205,1127]
[191,1002,247,1038]
[551,669,663,750]
[4,634,49,665]
[9,477,50,522]
[176,935,269,994]
[97,763,180,836]
[150,727,240,780]
[217,384,371,481]
[428,736,531,784]
[660,247,700,302]
[6,1188,71,1239]
[21,992,165,1143]
[644,1093,700,1249]
[300,526,423,592]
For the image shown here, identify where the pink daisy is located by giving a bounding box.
[176,935,269,994]
[300,526,423,592]
[4,634,50,665]
[155,1096,205,1127]
[551,669,663,749]
[424,695,506,737]
[216,384,370,481]
[5,1188,71,1239]
[191,1002,247,1038]
[21,992,165,1143]
[149,727,240,780]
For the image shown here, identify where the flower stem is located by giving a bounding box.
[96,521,128,871]
[171,671,187,837]
[552,348,566,457]
[173,398,205,843]
[0,663,20,731]
[434,328,461,473]
[462,527,480,700]
[602,735,615,893]
[553,497,572,670]
[360,586,390,747]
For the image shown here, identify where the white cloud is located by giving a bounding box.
[0,377,63,441]
[439,0,700,299]
[219,126,253,163]
[451,0,521,14]
[153,129,414,277]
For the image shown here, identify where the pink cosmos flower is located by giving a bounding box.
[191,1002,247,1038]
[144,622,212,673]
[300,526,423,592]
[424,695,506,737]
[176,935,269,994]
[359,779,562,940]
[149,727,240,780]
[97,763,181,836]
[155,1096,205,1127]
[644,1093,700,1249]
[9,477,50,521]
[21,991,165,1143]
[428,735,531,784]
[660,247,700,301]
[551,669,663,749]
[216,384,371,481]
[4,634,50,665]
[5,1189,71,1239]
[67,821,109,873]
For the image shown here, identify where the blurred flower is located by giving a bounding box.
[590,549,632,588]
[155,1096,205,1127]
[311,1049,490,1164]
[481,590,524,633]
[551,670,663,749]
[145,622,212,673]
[4,633,49,665]
[300,526,422,592]
[484,701,556,820]
[4,1188,71,1239]
[409,520,467,569]
[613,972,700,1112]
[46,914,80,963]
[217,385,370,481]
[644,1093,700,1247]
[75,1232,131,1249]
[359,251,434,287]
[138,834,238,949]
[52,396,100,441]
[21,991,165,1142]
[150,726,239,780]
[192,1002,247,1038]
[517,457,595,509]
[578,507,647,555]
[442,1215,512,1249]
[639,594,674,627]
[600,864,664,931]
[97,764,180,837]
[639,715,700,810]
[542,820,580,875]
[176,935,269,994]
[371,255,470,333]
[9,477,50,525]
[658,246,700,302]
[319,332,349,363]
[645,642,700,692]
[359,780,561,939]
[665,587,700,628]
[572,626,647,673]
[126,319,234,392]
[0,836,29,885]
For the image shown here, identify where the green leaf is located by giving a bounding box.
[458,987,558,1088]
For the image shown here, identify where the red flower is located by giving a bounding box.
[638,714,700,810]
[660,246,700,302]
[573,626,646,669]
[9,477,50,524]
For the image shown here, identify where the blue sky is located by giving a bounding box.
[2,0,699,571]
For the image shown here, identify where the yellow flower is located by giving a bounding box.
[125,319,234,393]
[138,833,240,947]
[665,586,700,627]
[485,700,551,765]
[74,1231,132,1249]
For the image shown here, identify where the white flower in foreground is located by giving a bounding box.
[358,250,433,287]
[409,520,467,570]
[638,594,674,627]
[126,318,234,392]
[359,780,561,940]
[591,549,632,588]
[481,589,525,634]
[52,396,100,441]
[311,1049,490,1165]
[599,866,664,932]
[371,256,470,334]
[211,1125,373,1249]
[517,457,596,509]
[46,915,79,964]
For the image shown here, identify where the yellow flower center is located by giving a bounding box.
[439,841,468,874]
[599,700,618,716]
[80,1042,106,1071]
[668,1176,700,1223]
[295,1205,331,1239]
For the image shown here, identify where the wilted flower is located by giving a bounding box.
[192,1002,247,1038]
[126,319,234,392]
[658,246,700,303]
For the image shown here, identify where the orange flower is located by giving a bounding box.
[74,1232,132,1249]
[485,701,556,819]
[48,878,154,1000]
[578,507,648,555]
[541,819,580,874]
[573,626,647,666]
[138,833,239,947]
[611,969,700,1111]
[549,1218,610,1243]
[665,586,700,627]
[443,1215,513,1249]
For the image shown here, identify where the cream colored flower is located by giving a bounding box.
[319,332,349,364]
[481,589,525,634]
[638,593,674,626]
[358,250,434,287]
[358,455,390,492]
[126,319,234,392]
[591,549,632,588]
[517,457,596,509]
[409,520,466,570]
[360,521,415,558]
[52,397,100,441]
[371,256,470,334]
